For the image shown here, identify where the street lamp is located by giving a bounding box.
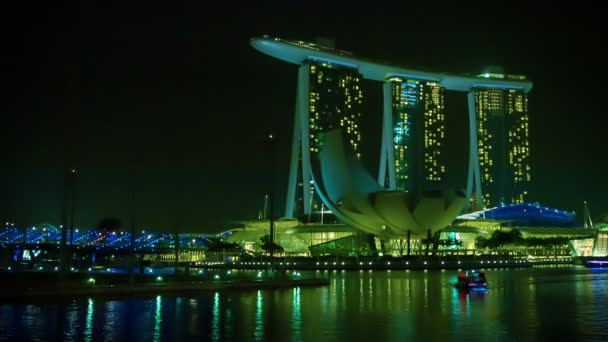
[265,132,276,258]
[70,169,77,245]
[60,167,77,274]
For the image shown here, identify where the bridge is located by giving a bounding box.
[0,224,234,269]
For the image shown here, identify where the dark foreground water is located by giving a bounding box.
[1,267,608,341]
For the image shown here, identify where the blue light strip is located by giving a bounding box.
[472,83,525,91]
[588,260,608,265]
[306,56,359,69]
[389,73,440,82]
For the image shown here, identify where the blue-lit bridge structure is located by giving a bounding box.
[0,223,236,271]
[0,223,222,249]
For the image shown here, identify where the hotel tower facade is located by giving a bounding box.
[250,36,533,218]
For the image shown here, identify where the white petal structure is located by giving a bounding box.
[312,129,466,237]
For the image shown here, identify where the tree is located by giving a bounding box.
[205,238,242,252]
[476,236,488,249]
[260,235,284,254]
[439,236,463,247]
[475,228,577,251]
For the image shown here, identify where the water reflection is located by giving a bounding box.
[153,295,162,342]
[367,271,373,311]
[187,298,199,336]
[292,287,302,342]
[23,304,40,333]
[527,276,537,328]
[64,302,78,341]
[103,301,122,341]
[225,295,233,340]
[210,292,220,341]
[358,273,364,313]
[423,271,429,309]
[2,268,608,341]
[253,290,263,341]
[84,298,94,342]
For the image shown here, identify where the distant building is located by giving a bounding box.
[287,56,365,219]
[471,73,531,207]
[383,77,447,191]
[308,63,363,156]
[250,36,534,219]
[457,202,576,227]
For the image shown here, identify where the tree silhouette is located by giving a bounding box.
[475,228,577,250]
[205,238,242,252]
[260,235,284,253]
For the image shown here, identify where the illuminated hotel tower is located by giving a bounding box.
[378,77,447,191]
[251,36,533,217]
[471,81,531,207]
[286,59,364,218]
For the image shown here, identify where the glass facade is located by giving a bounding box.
[389,78,446,191]
[308,62,363,156]
[592,231,608,256]
[475,87,531,206]
[295,61,364,218]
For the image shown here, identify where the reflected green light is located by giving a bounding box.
[292,287,302,340]
[65,302,79,340]
[212,292,220,342]
[153,295,162,342]
[84,298,94,342]
[254,290,264,341]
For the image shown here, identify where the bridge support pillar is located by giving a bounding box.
[465,91,485,211]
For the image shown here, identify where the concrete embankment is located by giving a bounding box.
[199,256,574,271]
[0,278,329,301]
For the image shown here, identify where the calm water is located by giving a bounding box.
[1,267,608,341]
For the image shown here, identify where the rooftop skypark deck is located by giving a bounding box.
[251,36,533,92]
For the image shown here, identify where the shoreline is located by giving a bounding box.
[199,256,575,271]
[0,278,329,301]
[0,256,585,301]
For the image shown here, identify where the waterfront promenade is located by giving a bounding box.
[0,270,328,301]
[0,255,576,301]
[200,254,573,271]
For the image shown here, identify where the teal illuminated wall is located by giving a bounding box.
[389,78,447,191]
[475,89,530,206]
[293,61,364,218]
[308,62,363,156]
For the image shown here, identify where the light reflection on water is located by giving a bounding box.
[1,268,608,341]
[84,298,93,342]
[292,287,302,342]
[210,292,219,342]
[253,290,263,342]
[153,295,162,342]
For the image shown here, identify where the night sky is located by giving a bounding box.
[2,3,606,232]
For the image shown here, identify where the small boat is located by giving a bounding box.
[455,270,488,290]
[580,257,608,268]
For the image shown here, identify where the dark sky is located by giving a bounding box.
[2,3,606,232]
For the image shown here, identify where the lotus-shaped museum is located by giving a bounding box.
[312,129,466,238]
